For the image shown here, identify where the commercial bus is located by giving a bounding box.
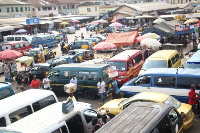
[49,63,112,100]
[31,34,58,48]
[139,50,181,75]
[120,68,200,103]
[108,50,144,85]
[0,89,58,127]
[185,50,200,69]
[0,82,14,100]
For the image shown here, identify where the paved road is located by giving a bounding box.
[1,27,200,132]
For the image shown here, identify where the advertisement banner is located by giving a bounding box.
[26,18,40,25]
[175,25,190,35]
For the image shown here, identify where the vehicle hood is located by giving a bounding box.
[102,98,126,109]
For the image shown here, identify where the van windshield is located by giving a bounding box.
[163,96,181,109]
[185,62,200,69]
[142,60,166,70]
[108,61,126,71]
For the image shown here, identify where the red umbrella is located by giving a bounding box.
[90,21,100,25]
[111,19,117,23]
[109,22,123,27]
[98,20,108,24]
[93,42,116,51]
[135,35,149,43]
[72,20,80,23]
[0,50,23,60]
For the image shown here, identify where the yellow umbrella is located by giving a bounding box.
[15,56,33,66]
[184,18,199,24]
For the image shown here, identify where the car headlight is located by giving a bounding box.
[118,76,126,78]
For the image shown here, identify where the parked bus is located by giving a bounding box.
[120,68,200,103]
[108,50,144,85]
[3,35,33,44]
[49,63,112,99]
[31,34,58,48]
[0,89,58,127]
[185,50,200,69]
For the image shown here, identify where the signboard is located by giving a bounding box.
[175,25,190,32]
[62,99,74,114]
[26,18,40,25]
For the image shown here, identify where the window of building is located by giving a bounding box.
[32,8,35,11]
[154,76,176,87]
[25,7,27,11]
[87,8,91,12]
[181,0,183,3]
[42,7,47,10]
[178,0,180,3]
[20,7,23,12]
[95,7,97,11]
[48,7,52,10]
[59,6,61,9]
[15,7,19,12]
[0,9,1,12]
[11,7,14,12]
[173,0,175,4]
[54,7,56,10]
[28,7,30,11]
[7,8,10,13]
[9,106,33,123]
[63,5,66,9]
[38,7,41,11]
[32,95,56,112]
[72,5,75,9]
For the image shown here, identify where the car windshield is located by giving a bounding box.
[185,62,200,69]
[163,96,181,109]
[142,60,166,70]
[108,61,126,71]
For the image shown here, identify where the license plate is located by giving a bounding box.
[109,84,112,88]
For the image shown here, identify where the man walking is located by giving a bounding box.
[70,74,78,101]
[188,84,199,113]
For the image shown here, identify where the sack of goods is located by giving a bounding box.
[64,83,76,93]
[107,66,118,78]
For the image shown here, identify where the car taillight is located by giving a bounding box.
[183,114,187,121]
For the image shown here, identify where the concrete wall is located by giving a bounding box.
[0,5,33,18]
[78,5,100,19]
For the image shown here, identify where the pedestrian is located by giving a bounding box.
[40,49,45,63]
[97,77,106,106]
[188,84,199,113]
[86,26,89,33]
[42,74,50,90]
[30,75,40,89]
[160,36,164,45]
[60,40,65,54]
[74,36,78,42]
[65,34,68,43]
[70,74,78,101]
[191,32,197,47]
[62,32,66,42]
[111,77,120,99]
[81,32,84,40]
[90,34,93,37]
[67,93,76,101]
[16,72,22,89]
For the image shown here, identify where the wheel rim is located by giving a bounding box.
[86,90,94,99]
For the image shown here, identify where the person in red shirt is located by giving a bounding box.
[188,84,199,113]
[30,75,41,89]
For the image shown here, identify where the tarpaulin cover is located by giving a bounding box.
[106,31,139,46]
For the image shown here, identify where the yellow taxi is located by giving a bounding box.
[101,92,194,130]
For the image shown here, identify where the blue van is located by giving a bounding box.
[120,68,200,103]
[48,55,81,67]
[0,82,15,100]
[31,34,58,48]
[185,50,200,69]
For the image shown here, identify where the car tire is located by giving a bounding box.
[84,89,95,100]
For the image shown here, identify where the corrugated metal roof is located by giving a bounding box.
[0,0,32,5]
[25,0,57,7]
[125,2,179,12]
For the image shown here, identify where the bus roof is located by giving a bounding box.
[0,89,57,116]
[187,50,200,62]
[109,50,140,61]
[143,68,200,76]
[147,50,178,60]
[5,102,91,133]
[96,102,171,133]
[53,63,109,69]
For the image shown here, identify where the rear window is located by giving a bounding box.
[7,37,14,41]
[0,88,12,100]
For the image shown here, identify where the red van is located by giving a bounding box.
[108,50,144,85]
[1,41,32,54]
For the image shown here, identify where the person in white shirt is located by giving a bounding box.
[97,77,106,106]
[70,74,78,101]
[43,74,50,90]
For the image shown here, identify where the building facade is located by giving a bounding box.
[0,0,33,19]
[78,2,100,19]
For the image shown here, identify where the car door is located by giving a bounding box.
[82,109,98,133]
